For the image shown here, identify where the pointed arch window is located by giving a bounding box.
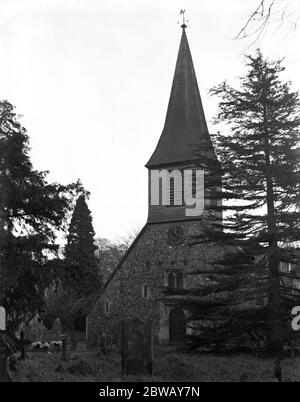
[142,283,149,299]
[166,270,184,289]
[104,300,110,315]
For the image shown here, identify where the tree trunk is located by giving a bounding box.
[20,330,26,361]
[268,252,282,355]
[61,337,67,361]
[263,101,282,356]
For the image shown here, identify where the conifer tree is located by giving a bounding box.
[0,100,78,331]
[64,194,100,297]
[173,51,300,354]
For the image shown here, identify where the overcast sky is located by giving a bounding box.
[1,0,300,242]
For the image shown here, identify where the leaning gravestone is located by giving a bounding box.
[0,355,11,382]
[0,306,11,382]
[121,318,152,376]
[30,317,44,342]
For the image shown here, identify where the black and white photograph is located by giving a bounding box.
[0,0,300,386]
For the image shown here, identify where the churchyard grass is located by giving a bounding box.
[10,346,300,382]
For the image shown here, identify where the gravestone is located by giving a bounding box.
[30,317,45,341]
[23,316,62,342]
[0,356,11,382]
[121,318,152,376]
[0,307,11,382]
[98,331,112,358]
[0,307,6,331]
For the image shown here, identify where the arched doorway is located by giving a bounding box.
[169,308,186,344]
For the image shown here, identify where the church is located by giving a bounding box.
[86,23,224,347]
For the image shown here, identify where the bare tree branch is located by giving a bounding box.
[236,0,300,42]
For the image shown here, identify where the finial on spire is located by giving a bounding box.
[180,9,187,29]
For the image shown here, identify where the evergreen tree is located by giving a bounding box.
[0,100,79,331]
[64,194,100,297]
[172,51,300,355]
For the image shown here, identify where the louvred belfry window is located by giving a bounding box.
[170,177,175,206]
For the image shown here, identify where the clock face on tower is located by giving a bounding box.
[167,226,184,245]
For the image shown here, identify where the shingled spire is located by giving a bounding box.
[146,26,216,168]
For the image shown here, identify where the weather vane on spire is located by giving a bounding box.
[179,9,188,29]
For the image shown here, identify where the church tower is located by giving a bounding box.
[87,23,223,347]
[146,24,220,224]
